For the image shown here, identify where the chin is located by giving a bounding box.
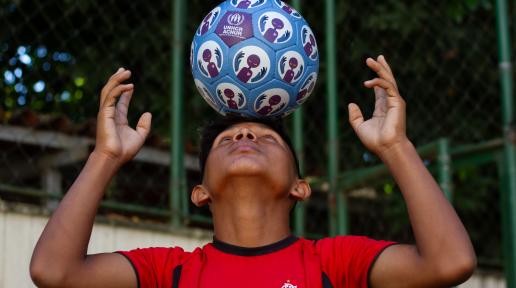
[227,156,265,176]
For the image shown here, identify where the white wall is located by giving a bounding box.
[0,207,506,288]
[0,207,211,288]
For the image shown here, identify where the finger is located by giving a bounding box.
[100,70,132,106]
[364,78,398,98]
[377,55,393,75]
[102,83,134,109]
[115,89,133,125]
[366,58,397,89]
[365,78,405,109]
[136,112,152,139]
[348,103,364,132]
[100,68,125,105]
[377,55,398,89]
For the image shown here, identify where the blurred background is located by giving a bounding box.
[0,0,515,287]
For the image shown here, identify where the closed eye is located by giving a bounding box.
[261,135,278,142]
[218,136,232,145]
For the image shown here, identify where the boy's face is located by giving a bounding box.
[202,122,298,197]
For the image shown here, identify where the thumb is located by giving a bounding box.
[136,112,152,139]
[348,103,364,132]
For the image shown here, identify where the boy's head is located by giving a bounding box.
[199,115,302,181]
[192,115,309,209]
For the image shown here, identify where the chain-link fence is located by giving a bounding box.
[0,0,514,284]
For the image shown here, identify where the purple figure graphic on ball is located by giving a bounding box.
[203,49,219,78]
[200,12,212,35]
[264,18,284,43]
[282,5,293,14]
[237,0,251,8]
[224,89,238,109]
[217,83,247,110]
[304,34,315,56]
[257,95,281,116]
[297,82,314,102]
[296,72,317,104]
[282,58,298,83]
[237,54,260,83]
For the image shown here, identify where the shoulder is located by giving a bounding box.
[312,235,386,250]
[116,246,202,288]
[117,246,194,269]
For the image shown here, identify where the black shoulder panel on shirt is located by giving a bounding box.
[172,265,183,288]
[322,272,334,288]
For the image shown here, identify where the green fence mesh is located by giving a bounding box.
[0,0,513,276]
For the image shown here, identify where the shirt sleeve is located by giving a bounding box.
[116,247,189,288]
[315,236,396,288]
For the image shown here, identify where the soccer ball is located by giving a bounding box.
[191,0,319,118]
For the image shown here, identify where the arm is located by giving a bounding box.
[348,56,476,288]
[30,68,152,288]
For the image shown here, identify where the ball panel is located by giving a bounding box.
[212,76,252,115]
[228,38,276,90]
[196,5,224,37]
[193,34,229,85]
[252,10,297,51]
[250,79,296,117]
[296,20,319,63]
[294,68,318,105]
[272,0,302,19]
[276,48,306,86]
[194,78,224,115]
[214,10,255,47]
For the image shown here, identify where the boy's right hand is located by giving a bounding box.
[94,68,152,168]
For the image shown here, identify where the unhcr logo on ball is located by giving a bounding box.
[227,13,245,26]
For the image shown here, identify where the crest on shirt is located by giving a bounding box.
[281,281,297,288]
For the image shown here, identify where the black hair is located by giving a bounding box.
[199,115,301,181]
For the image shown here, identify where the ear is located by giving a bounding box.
[191,185,211,207]
[289,179,311,201]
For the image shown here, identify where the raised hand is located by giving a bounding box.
[94,68,152,167]
[348,55,407,157]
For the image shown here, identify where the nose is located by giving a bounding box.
[233,128,256,142]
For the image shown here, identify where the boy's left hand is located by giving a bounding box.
[348,55,408,158]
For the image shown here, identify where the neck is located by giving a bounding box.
[211,176,292,247]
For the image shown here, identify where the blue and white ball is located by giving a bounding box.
[191,0,319,118]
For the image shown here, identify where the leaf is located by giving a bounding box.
[260,16,268,32]
[252,0,266,7]
[250,66,267,82]
[234,51,245,72]
[214,48,222,68]
[294,64,304,79]
[217,88,224,102]
[255,94,266,108]
[279,56,286,74]
[198,60,208,76]
[272,103,286,115]
[238,93,244,106]
[277,30,291,42]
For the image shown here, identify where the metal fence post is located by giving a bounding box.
[291,0,306,237]
[325,0,347,236]
[495,0,516,286]
[171,0,186,227]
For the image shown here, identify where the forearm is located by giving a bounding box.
[31,151,120,281]
[380,139,475,269]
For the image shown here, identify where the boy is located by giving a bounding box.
[30,56,476,288]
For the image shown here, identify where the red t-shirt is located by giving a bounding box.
[117,235,394,288]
